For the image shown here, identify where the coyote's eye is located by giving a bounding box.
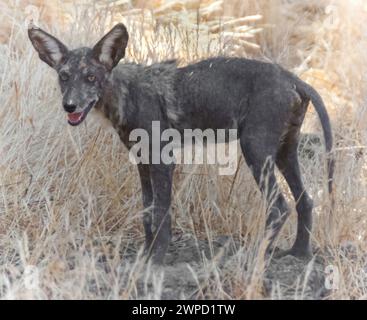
[87,75,96,82]
[59,72,69,82]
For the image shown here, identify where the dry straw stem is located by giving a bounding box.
[0,0,367,299]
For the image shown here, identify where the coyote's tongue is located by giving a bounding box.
[68,112,83,123]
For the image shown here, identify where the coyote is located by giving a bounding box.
[28,23,334,264]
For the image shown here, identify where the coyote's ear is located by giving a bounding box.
[92,23,129,71]
[28,24,69,68]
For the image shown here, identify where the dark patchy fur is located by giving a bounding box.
[29,23,334,264]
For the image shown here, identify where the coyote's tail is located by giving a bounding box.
[297,81,334,195]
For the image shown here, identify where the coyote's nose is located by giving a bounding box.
[64,103,77,113]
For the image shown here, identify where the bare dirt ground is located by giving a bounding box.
[87,235,328,300]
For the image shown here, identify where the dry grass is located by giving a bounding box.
[0,0,367,299]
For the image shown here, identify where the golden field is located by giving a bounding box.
[0,0,367,299]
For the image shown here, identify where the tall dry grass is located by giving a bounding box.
[0,0,366,299]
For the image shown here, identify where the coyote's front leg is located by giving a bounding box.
[137,164,154,253]
[140,163,174,264]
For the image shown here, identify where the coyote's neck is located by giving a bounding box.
[90,71,131,144]
[90,61,177,147]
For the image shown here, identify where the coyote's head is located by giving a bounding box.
[28,23,129,126]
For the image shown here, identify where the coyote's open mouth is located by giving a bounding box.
[67,100,97,126]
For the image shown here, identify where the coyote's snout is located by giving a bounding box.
[29,23,334,265]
